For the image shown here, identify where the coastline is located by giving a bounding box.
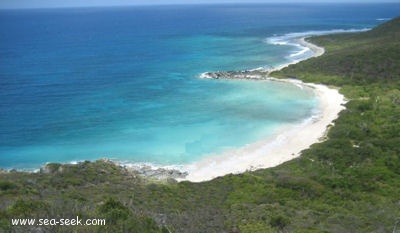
[266,37,325,74]
[199,37,325,79]
[298,37,325,57]
[179,81,345,182]
[178,36,345,182]
[2,36,345,183]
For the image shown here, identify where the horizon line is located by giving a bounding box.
[1,1,399,10]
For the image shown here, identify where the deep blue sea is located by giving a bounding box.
[1,3,399,169]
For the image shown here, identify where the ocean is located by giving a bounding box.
[1,3,399,170]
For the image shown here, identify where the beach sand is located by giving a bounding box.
[298,37,325,57]
[178,37,345,182]
[266,37,325,74]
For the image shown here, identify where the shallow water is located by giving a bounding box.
[0,3,399,169]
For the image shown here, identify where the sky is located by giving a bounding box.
[0,0,398,9]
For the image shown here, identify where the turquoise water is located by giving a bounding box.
[1,3,399,169]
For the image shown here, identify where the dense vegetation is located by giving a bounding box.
[1,17,400,233]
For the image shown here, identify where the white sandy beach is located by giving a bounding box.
[265,37,325,74]
[178,37,346,182]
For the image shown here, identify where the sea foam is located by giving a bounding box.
[265,28,370,63]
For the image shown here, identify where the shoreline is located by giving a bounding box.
[178,81,345,182]
[2,36,345,183]
[199,37,325,80]
[177,36,345,182]
[266,37,325,74]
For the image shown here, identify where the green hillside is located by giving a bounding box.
[276,16,400,85]
[1,17,400,233]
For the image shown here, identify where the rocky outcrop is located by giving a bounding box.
[40,163,63,174]
[200,70,270,80]
[36,159,188,181]
[99,159,188,180]
[125,165,188,180]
